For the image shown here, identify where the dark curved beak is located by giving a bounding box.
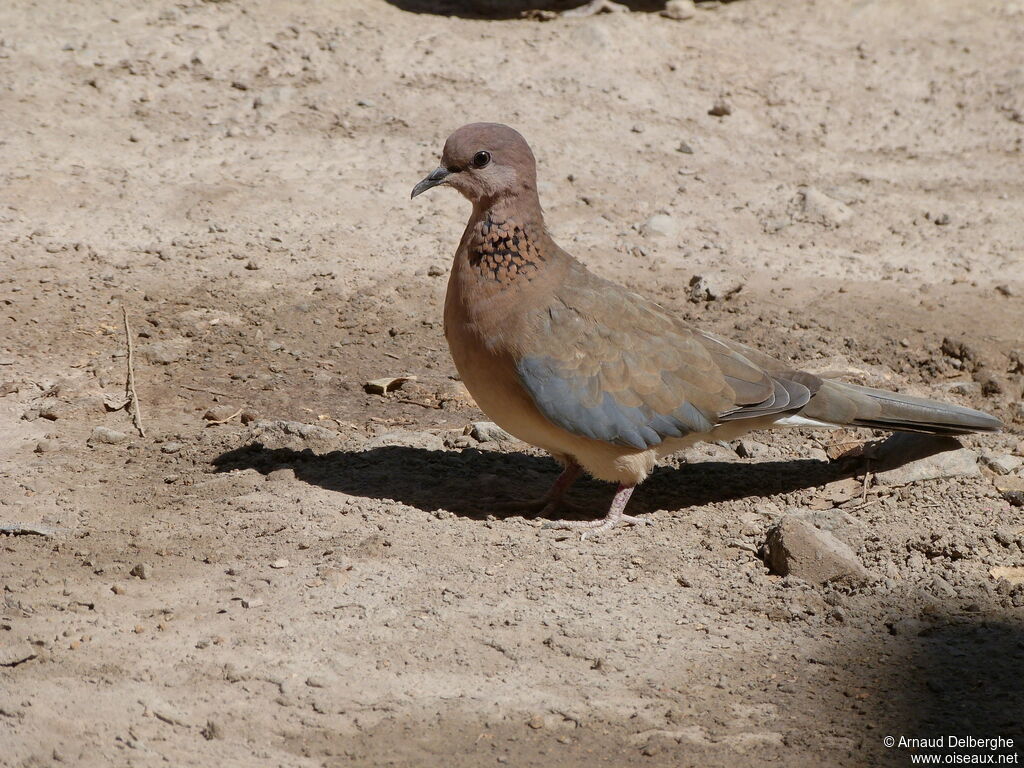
[411,167,450,199]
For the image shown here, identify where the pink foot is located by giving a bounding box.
[542,484,649,539]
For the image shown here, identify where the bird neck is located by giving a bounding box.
[472,185,545,224]
[460,196,554,287]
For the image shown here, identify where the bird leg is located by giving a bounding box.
[542,483,649,538]
[488,462,584,516]
[561,0,630,18]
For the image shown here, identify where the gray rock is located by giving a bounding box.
[34,439,56,453]
[131,563,153,580]
[0,643,36,667]
[937,380,981,397]
[994,476,1024,507]
[38,403,61,420]
[994,527,1017,547]
[640,214,680,239]
[785,507,867,550]
[871,433,979,486]
[251,420,343,455]
[797,187,853,227]
[468,421,512,443]
[363,430,445,452]
[204,405,239,422]
[982,454,1023,476]
[160,442,183,454]
[89,426,128,445]
[143,340,186,365]
[662,0,696,19]
[688,274,744,303]
[734,439,770,459]
[763,516,870,585]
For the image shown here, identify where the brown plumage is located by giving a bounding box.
[412,123,1002,536]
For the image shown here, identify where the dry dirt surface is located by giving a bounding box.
[2,1,1024,766]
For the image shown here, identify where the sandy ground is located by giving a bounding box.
[2,0,1024,765]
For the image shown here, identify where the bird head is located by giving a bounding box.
[411,123,538,207]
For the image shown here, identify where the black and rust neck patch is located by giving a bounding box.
[467,214,547,284]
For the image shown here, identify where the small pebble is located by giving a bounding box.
[270,559,289,569]
[708,100,732,117]
[640,214,680,239]
[39,404,61,421]
[241,597,264,608]
[468,421,512,443]
[131,563,153,580]
[90,426,128,445]
[160,442,183,454]
[662,0,697,20]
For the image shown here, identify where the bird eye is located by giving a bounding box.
[472,151,491,169]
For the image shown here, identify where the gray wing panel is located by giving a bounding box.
[517,355,713,450]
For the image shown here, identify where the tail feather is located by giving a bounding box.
[798,380,1002,436]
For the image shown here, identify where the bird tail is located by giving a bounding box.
[796,380,1002,436]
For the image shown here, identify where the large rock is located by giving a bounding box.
[785,507,867,550]
[871,433,979,486]
[362,430,445,452]
[763,516,870,585]
[143,339,187,365]
[982,454,1023,476]
[250,420,343,455]
[468,421,512,443]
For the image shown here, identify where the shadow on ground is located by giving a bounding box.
[806,617,1024,766]
[383,0,666,19]
[213,442,866,518]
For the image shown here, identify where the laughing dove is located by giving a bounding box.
[411,123,1001,536]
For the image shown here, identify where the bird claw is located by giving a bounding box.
[542,513,651,539]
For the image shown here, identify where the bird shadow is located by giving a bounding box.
[382,0,666,19]
[212,441,876,519]
[821,616,1024,766]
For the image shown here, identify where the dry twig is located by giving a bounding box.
[205,407,243,425]
[122,305,146,437]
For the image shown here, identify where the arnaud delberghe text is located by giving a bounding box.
[899,737,1016,751]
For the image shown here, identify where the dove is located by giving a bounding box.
[411,123,1001,536]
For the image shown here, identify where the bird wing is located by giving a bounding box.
[515,265,816,450]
